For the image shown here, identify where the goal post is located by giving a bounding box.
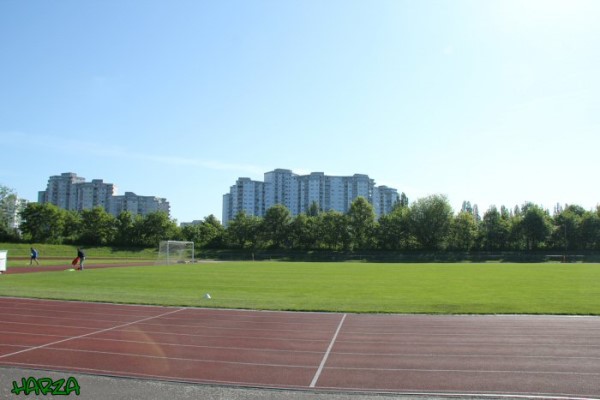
[157,240,195,265]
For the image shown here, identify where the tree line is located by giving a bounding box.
[2,188,600,252]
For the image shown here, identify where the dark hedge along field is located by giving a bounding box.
[0,261,599,315]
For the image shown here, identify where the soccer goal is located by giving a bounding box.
[157,241,195,265]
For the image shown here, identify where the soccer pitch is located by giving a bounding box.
[0,262,599,315]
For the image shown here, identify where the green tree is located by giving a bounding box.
[580,211,600,250]
[114,211,135,246]
[79,207,117,245]
[261,205,292,249]
[132,212,180,247]
[409,195,453,250]
[319,211,350,250]
[376,205,413,250]
[63,210,82,243]
[289,214,319,249]
[226,211,262,250]
[19,203,66,243]
[448,211,478,251]
[480,206,510,251]
[202,214,225,248]
[399,192,409,208]
[518,203,552,250]
[347,197,376,250]
[308,201,321,217]
[551,205,585,251]
[181,215,225,248]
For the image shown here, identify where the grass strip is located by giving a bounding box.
[1,262,599,315]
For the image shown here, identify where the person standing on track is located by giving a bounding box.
[77,248,85,270]
[29,247,40,265]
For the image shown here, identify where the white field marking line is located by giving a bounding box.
[337,339,600,348]
[111,327,330,343]
[324,365,600,376]
[3,302,343,326]
[0,314,329,332]
[0,306,173,320]
[77,336,325,354]
[0,311,342,332]
[158,317,341,328]
[337,330,600,338]
[0,320,145,332]
[33,347,316,369]
[0,325,329,346]
[0,330,67,338]
[0,296,182,313]
[329,351,600,361]
[127,321,336,334]
[310,313,346,388]
[0,313,149,327]
[0,307,185,360]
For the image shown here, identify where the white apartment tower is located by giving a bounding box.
[223,169,399,225]
[75,179,116,211]
[223,178,265,223]
[109,192,170,217]
[39,172,170,217]
[38,172,85,211]
[264,169,297,213]
[372,186,399,218]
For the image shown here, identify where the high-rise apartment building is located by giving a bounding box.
[109,192,170,217]
[223,169,399,225]
[75,179,116,211]
[223,177,265,223]
[38,172,85,211]
[38,172,169,217]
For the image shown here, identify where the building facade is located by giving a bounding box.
[222,169,399,225]
[38,172,170,217]
[109,192,170,217]
[222,177,265,223]
[38,172,85,211]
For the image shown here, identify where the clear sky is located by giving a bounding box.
[1,0,599,223]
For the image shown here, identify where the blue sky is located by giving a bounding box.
[1,0,599,223]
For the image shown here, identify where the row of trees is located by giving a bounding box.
[223,197,600,252]
[3,189,600,252]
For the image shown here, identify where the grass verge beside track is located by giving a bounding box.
[1,262,599,315]
[0,242,156,267]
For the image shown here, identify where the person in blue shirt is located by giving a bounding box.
[29,248,40,265]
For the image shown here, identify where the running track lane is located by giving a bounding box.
[0,298,598,398]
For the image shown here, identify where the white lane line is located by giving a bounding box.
[310,313,346,388]
[324,366,600,376]
[0,307,185,360]
[27,346,316,369]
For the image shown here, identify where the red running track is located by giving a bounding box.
[0,297,598,398]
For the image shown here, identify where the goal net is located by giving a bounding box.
[157,240,195,265]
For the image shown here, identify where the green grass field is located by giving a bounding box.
[1,261,599,315]
[0,243,156,267]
